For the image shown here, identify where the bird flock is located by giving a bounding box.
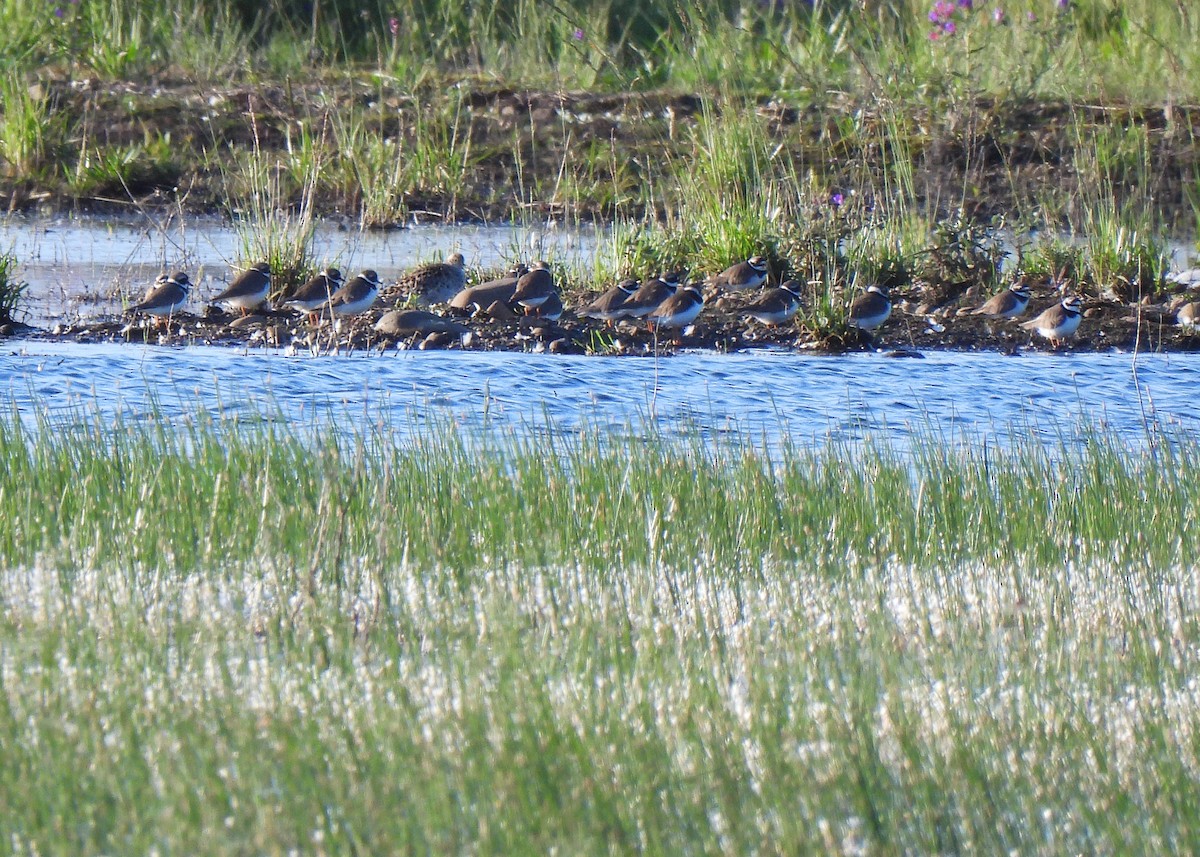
[127,253,1200,349]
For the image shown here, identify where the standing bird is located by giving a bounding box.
[970,275,1033,319]
[621,271,681,319]
[744,279,803,326]
[390,253,467,306]
[579,278,639,325]
[511,261,556,313]
[647,283,705,337]
[1021,295,1083,348]
[281,268,344,324]
[211,262,271,316]
[848,284,891,332]
[708,256,769,291]
[131,272,191,326]
[329,270,381,318]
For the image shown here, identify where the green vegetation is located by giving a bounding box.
[0,251,26,322]
[1,0,1191,307]
[5,0,1195,101]
[1,411,1199,851]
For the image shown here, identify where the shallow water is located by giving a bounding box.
[2,340,1196,450]
[3,215,602,327]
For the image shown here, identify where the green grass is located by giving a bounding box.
[1,411,1200,851]
[5,0,1197,104]
[0,251,26,322]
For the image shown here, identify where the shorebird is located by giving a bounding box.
[535,290,564,322]
[848,284,891,332]
[579,278,639,325]
[390,253,467,306]
[281,267,344,323]
[329,270,381,317]
[211,262,270,316]
[647,283,704,337]
[1021,295,1082,348]
[708,256,769,291]
[970,275,1032,319]
[511,261,556,313]
[131,272,190,326]
[743,279,803,326]
[449,263,527,312]
[1177,301,1200,328]
[621,272,681,319]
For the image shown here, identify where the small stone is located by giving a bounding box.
[229,314,266,329]
[1084,307,1104,319]
[419,331,452,350]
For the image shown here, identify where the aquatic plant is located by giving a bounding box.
[224,123,320,297]
[0,77,51,179]
[0,251,27,322]
[2,412,1200,851]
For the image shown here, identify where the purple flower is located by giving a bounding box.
[1057,0,1069,7]
[1027,10,1037,21]
[573,27,584,40]
[53,6,63,17]
[830,192,844,208]
[388,17,399,35]
[957,0,972,7]
[943,20,956,33]
[992,7,1004,22]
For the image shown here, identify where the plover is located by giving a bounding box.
[744,279,803,326]
[511,261,556,313]
[848,284,891,332]
[131,272,190,325]
[329,270,381,317]
[1021,295,1082,348]
[647,283,704,333]
[579,279,639,324]
[970,275,1032,319]
[211,262,270,316]
[621,272,681,319]
[709,256,769,291]
[281,268,344,323]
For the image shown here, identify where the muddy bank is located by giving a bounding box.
[13,78,1200,229]
[20,281,1200,356]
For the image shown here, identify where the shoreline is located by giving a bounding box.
[9,289,1200,356]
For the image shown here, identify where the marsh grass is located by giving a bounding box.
[224,128,320,297]
[0,76,51,180]
[0,251,26,322]
[2,412,1200,851]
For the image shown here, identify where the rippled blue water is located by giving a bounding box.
[3,340,1197,450]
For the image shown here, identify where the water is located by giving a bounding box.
[3,340,1196,450]
[4,215,1200,451]
[2,215,604,327]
